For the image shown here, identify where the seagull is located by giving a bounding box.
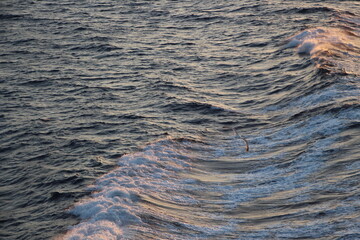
[232,128,249,152]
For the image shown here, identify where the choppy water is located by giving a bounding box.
[1,0,359,239]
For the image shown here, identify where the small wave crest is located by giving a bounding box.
[58,138,202,239]
[285,20,360,75]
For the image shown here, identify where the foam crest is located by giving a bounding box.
[63,221,123,240]
[60,139,195,239]
[286,26,360,75]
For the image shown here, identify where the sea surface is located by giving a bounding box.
[0,0,359,239]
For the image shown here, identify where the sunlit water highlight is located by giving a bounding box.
[0,1,359,239]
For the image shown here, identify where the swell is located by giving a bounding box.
[59,71,360,239]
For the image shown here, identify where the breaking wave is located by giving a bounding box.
[285,15,360,75]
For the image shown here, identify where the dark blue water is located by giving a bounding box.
[1,1,359,239]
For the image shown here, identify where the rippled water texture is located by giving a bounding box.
[0,0,359,239]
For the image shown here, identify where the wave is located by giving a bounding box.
[58,72,359,239]
[285,16,360,75]
[163,99,242,116]
[57,138,203,239]
[70,43,122,52]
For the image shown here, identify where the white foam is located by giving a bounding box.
[285,27,360,74]
[60,139,196,239]
[63,221,123,240]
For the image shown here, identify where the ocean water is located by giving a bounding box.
[0,0,359,239]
